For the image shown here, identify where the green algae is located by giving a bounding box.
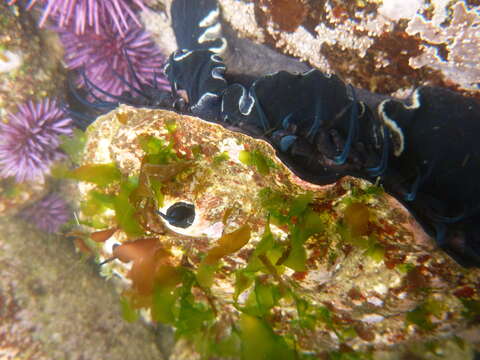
[461,299,480,320]
[213,151,229,164]
[174,270,215,338]
[69,163,121,187]
[120,296,140,323]
[139,134,179,164]
[406,298,445,331]
[148,177,165,207]
[59,128,86,165]
[258,188,325,271]
[196,262,217,289]
[152,284,177,324]
[81,190,115,216]
[239,149,277,175]
[240,313,296,360]
[114,176,143,236]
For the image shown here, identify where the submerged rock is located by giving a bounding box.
[0,178,46,216]
[75,105,480,359]
[0,216,165,360]
[0,3,68,209]
[0,3,66,114]
[218,0,480,98]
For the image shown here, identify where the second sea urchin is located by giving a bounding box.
[59,16,169,101]
[0,98,73,183]
[19,192,71,233]
[7,0,146,36]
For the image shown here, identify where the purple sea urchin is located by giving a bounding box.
[7,0,146,36]
[20,193,71,233]
[0,99,73,183]
[58,16,169,101]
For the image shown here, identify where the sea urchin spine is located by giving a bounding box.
[58,15,169,101]
[0,98,73,183]
[7,0,146,36]
[20,192,71,233]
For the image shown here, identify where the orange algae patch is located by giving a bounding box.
[259,0,308,32]
[197,224,252,288]
[90,227,118,242]
[115,112,129,124]
[113,238,176,295]
[204,224,251,265]
[113,237,160,263]
[73,237,94,256]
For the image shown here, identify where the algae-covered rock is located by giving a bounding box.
[0,3,66,114]
[218,0,480,98]
[0,4,67,212]
[76,105,480,359]
[0,178,47,216]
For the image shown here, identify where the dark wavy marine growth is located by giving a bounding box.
[73,0,480,267]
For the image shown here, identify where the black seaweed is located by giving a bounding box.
[164,43,480,266]
[71,0,480,267]
[171,0,224,52]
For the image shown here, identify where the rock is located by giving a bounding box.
[218,0,480,98]
[0,215,165,360]
[76,105,480,359]
[0,178,47,216]
[0,3,69,209]
[0,3,67,115]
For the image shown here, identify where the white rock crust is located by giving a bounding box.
[0,50,22,73]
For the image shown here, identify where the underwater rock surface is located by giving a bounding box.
[0,178,46,216]
[0,216,165,360]
[218,0,480,97]
[0,3,70,211]
[76,105,480,359]
[0,3,66,114]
